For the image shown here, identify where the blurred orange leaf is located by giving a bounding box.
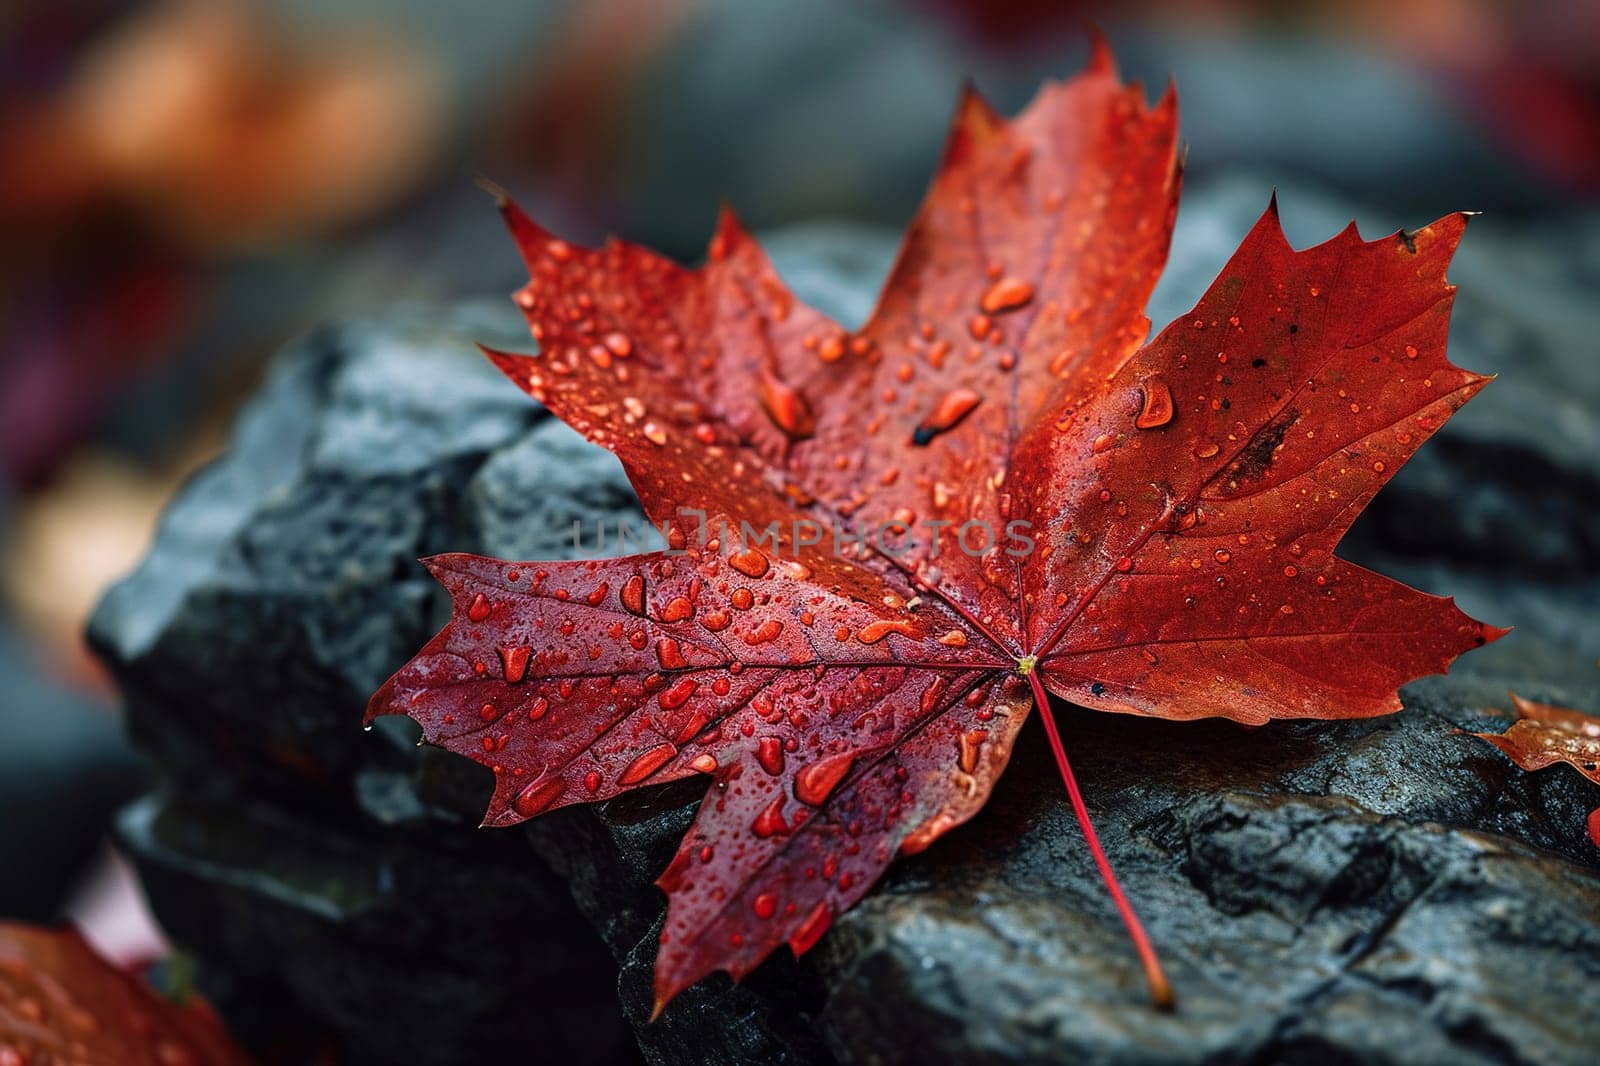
[0,923,249,1065]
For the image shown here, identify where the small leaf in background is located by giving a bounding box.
[1474,692,1600,847]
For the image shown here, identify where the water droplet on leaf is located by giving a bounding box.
[1135,381,1174,429]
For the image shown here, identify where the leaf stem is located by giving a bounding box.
[1025,669,1175,1010]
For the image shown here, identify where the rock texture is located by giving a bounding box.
[91,305,640,1065]
[91,186,1600,1064]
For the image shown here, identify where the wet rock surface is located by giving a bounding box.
[92,183,1600,1064]
[809,683,1600,1066]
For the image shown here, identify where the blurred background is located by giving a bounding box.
[2,0,1597,999]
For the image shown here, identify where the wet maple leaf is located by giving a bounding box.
[1473,692,1600,847]
[0,924,249,1065]
[367,39,1503,1012]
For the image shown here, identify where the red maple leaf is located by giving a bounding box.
[367,39,1504,1012]
[1473,692,1600,847]
[0,924,250,1064]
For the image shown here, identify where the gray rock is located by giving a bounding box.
[91,184,1600,1065]
[117,789,632,1065]
[91,304,639,1065]
[89,303,544,796]
[808,680,1600,1066]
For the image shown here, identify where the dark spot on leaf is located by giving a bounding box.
[1216,407,1300,492]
